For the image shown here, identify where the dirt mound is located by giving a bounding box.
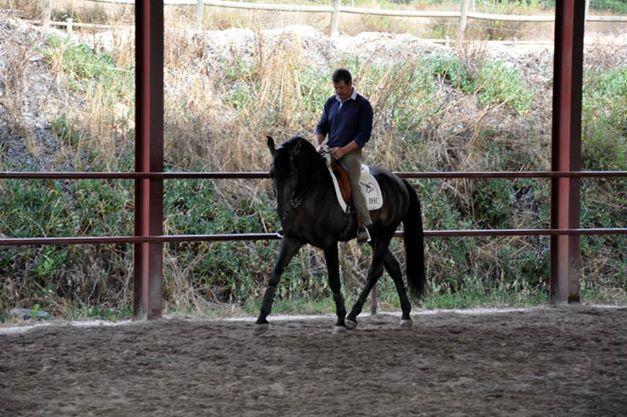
[0,13,74,171]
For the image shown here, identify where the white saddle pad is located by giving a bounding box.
[328,164,383,213]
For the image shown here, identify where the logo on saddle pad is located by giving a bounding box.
[328,164,383,213]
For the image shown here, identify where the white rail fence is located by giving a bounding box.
[39,0,627,41]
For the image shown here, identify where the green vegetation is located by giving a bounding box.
[476,61,533,113]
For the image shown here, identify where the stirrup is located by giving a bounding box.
[357,225,371,244]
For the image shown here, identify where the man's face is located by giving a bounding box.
[333,80,352,101]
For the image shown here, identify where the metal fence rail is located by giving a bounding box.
[1,229,626,247]
[2,171,626,180]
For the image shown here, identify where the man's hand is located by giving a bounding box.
[329,147,346,160]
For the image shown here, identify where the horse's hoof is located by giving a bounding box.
[345,319,358,330]
[399,319,413,329]
[333,325,347,334]
[254,323,269,335]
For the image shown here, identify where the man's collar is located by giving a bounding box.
[336,87,357,103]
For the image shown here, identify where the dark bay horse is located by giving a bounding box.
[256,135,425,332]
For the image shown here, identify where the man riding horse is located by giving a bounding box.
[315,68,374,244]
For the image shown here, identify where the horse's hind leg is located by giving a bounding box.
[346,235,391,329]
[383,249,412,327]
[324,244,347,330]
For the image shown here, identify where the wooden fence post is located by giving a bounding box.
[330,0,341,38]
[195,0,204,30]
[67,17,73,34]
[458,0,470,45]
[42,0,51,29]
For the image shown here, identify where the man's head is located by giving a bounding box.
[332,68,353,101]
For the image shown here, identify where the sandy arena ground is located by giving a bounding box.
[0,306,625,417]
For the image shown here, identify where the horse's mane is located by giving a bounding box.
[277,136,327,177]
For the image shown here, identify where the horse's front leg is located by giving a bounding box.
[256,237,303,330]
[324,243,347,331]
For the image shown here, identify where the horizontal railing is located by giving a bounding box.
[36,0,627,39]
[1,228,626,247]
[1,170,626,179]
[1,170,625,246]
[75,0,627,23]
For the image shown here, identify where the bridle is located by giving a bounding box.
[275,142,330,222]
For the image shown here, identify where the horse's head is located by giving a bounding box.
[266,135,323,183]
[266,135,327,220]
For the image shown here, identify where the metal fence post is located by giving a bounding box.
[550,0,585,305]
[330,0,341,38]
[134,0,164,320]
[41,0,51,29]
[457,0,470,45]
[195,0,204,30]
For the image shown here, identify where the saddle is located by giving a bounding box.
[327,160,383,213]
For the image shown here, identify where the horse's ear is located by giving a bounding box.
[293,138,303,153]
[266,136,276,157]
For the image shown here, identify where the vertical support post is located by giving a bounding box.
[195,0,204,30]
[585,0,591,20]
[42,0,51,29]
[134,0,164,320]
[550,0,585,305]
[458,0,470,46]
[330,0,341,38]
[66,18,73,34]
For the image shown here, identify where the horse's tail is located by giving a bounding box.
[402,180,426,298]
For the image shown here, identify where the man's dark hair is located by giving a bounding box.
[332,68,352,85]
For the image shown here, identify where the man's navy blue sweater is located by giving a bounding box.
[315,92,373,149]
